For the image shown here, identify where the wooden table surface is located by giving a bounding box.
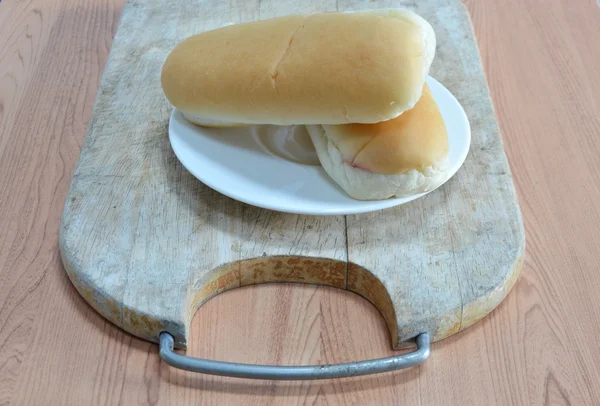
[1,0,599,404]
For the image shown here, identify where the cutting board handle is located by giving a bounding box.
[158,331,430,380]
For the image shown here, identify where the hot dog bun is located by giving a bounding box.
[306,84,449,200]
[161,9,435,126]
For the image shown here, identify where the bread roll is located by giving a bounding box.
[161,9,435,126]
[306,84,449,200]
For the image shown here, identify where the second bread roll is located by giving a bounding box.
[306,84,449,200]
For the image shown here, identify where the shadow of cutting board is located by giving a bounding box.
[59,0,525,350]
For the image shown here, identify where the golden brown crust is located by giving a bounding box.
[161,10,435,125]
[322,84,448,174]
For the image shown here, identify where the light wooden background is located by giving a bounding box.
[1,0,599,404]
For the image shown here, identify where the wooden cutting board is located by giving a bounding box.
[59,0,525,350]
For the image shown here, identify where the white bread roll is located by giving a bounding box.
[306,84,449,200]
[161,9,435,126]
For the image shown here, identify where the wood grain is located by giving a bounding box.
[0,0,599,405]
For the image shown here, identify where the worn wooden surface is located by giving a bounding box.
[59,0,524,351]
[1,0,600,405]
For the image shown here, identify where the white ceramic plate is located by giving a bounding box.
[168,76,471,215]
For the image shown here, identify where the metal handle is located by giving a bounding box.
[159,331,430,380]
